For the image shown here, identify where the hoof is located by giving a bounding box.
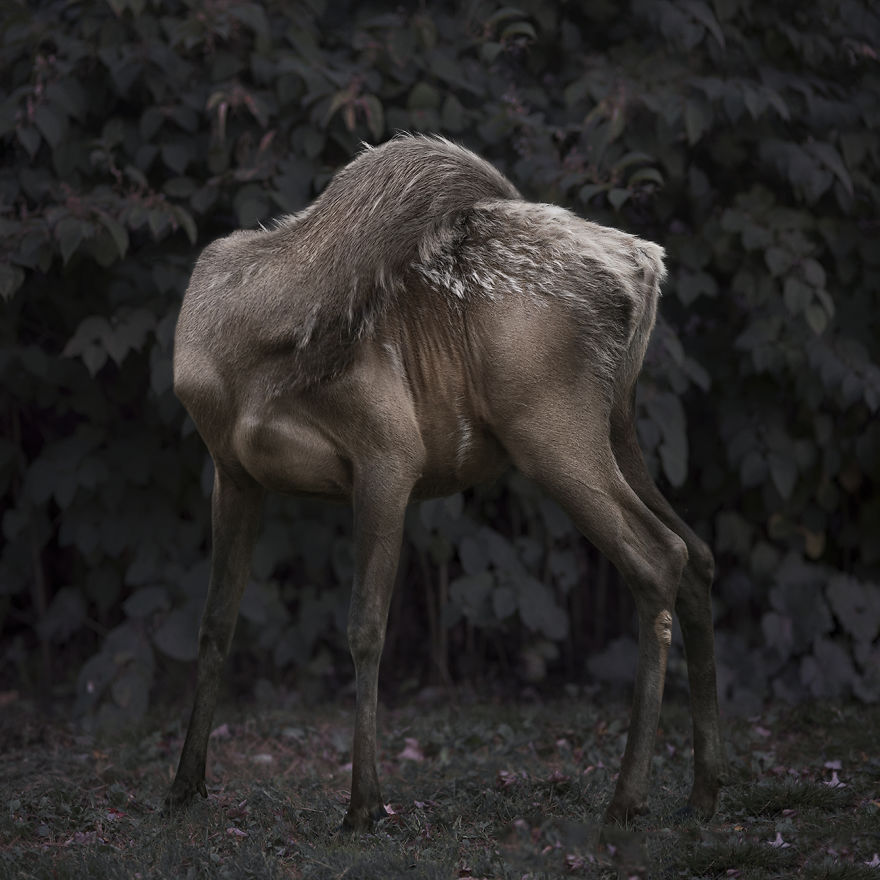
[162,778,207,815]
[603,799,648,826]
[672,803,698,823]
[340,803,389,834]
[687,788,719,819]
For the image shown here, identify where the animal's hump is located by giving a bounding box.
[294,134,522,294]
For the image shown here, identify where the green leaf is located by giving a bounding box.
[500,21,537,40]
[97,213,129,259]
[677,270,718,305]
[110,664,151,719]
[783,277,812,314]
[563,75,590,107]
[720,208,743,232]
[37,587,86,642]
[801,257,826,288]
[612,151,655,172]
[459,535,489,575]
[805,304,827,335]
[538,498,571,540]
[492,586,517,619]
[229,3,269,37]
[826,575,880,644]
[763,87,790,121]
[481,41,504,63]
[173,206,198,244]
[409,82,440,110]
[0,264,25,300]
[627,166,664,187]
[449,572,494,621]
[148,208,169,239]
[682,0,725,48]
[740,450,767,487]
[486,6,528,28]
[441,94,465,132]
[234,186,269,228]
[578,183,609,204]
[46,78,87,121]
[23,457,57,505]
[161,140,194,173]
[516,574,568,640]
[801,637,856,698]
[153,607,199,661]
[768,452,797,498]
[548,549,578,592]
[123,586,170,618]
[742,84,764,120]
[82,346,108,376]
[608,188,631,211]
[34,104,67,148]
[685,98,712,145]
[806,142,853,196]
[191,185,218,215]
[361,94,383,141]
[715,510,752,556]
[140,106,164,139]
[55,217,85,264]
[645,392,688,486]
[765,246,793,276]
[163,177,196,198]
[814,286,834,317]
[16,126,41,157]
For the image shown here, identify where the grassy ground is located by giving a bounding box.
[0,689,878,879]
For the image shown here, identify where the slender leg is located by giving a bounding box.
[165,466,264,809]
[342,470,412,831]
[497,397,688,824]
[611,404,726,816]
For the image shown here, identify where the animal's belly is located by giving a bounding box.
[411,422,510,499]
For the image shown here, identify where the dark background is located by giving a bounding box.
[1,0,878,727]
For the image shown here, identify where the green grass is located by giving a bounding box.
[0,694,878,879]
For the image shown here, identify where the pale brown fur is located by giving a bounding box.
[167,134,725,831]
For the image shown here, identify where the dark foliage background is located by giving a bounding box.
[1,0,878,726]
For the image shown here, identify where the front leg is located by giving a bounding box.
[166,468,264,811]
[342,470,412,832]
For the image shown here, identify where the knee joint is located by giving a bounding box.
[689,537,715,587]
[348,621,383,666]
[655,533,688,606]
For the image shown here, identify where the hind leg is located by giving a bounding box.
[611,400,726,816]
[496,389,688,822]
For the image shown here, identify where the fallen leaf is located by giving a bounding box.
[497,769,526,788]
[251,753,274,764]
[824,770,846,788]
[398,737,424,762]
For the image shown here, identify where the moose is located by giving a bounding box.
[167,134,725,830]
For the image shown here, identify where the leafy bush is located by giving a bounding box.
[1,0,878,722]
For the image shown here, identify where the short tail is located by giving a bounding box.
[614,241,666,407]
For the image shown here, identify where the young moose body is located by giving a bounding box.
[169,135,725,829]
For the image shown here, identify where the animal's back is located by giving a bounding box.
[174,134,664,422]
[174,135,522,399]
